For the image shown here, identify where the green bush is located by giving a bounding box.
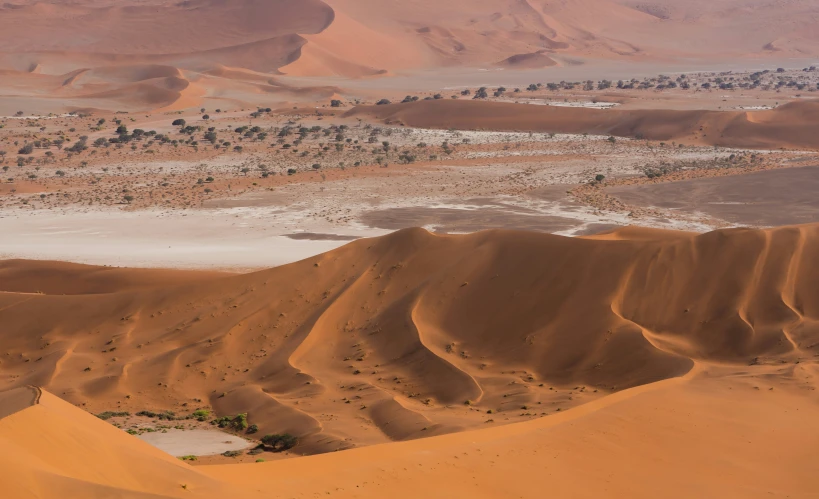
[96,411,130,420]
[211,413,248,431]
[260,434,297,452]
[192,409,210,421]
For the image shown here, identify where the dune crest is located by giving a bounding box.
[2,224,819,453]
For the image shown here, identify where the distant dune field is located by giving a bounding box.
[0,0,818,110]
[348,99,819,150]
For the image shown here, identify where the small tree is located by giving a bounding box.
[260,434,297,452]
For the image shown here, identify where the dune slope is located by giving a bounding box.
[2,224,819,454]
[205,370,819,498]
[3,366,818,498]
[346,99,819,149]
[0,387,237,498]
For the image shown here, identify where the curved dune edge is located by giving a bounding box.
[345,99,819,150]
[0,386,40,420]
[279,7,415,77]
[2,369,818,498]
[2,224,819,457]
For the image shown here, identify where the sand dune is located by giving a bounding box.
[497,51,558,69]
[2,361,818,497]
[347,99,819,150]
[3,225,819,496]
[0,260,230,295]
[0,0,817,110]
[0,0,816,80]
[0,387,235,498]
[2,224,819,455]
[205,372,819,498]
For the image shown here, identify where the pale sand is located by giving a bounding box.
[0,209,378,270]
[137,429,252,457]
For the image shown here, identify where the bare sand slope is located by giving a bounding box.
[283,0,819,75]
[347,99,819,150]
[1,0,818,80]
[3,370,818,498]
[0,62,341,113]
[205,371,819,498]
[0,259,231,295]
[0,388,241,499]
[0,0,334,73]
[2,224,819,455]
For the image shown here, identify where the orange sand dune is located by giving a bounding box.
[347,99,819,150]
[0,0,817,80]
[0,61,341,112]
[0,260,230,295]
[2,366,818,498]
[2,224,819,456]
[205,372,819,498]
[0,0,332,68]
[0,387,238,498]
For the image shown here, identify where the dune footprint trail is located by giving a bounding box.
[1,225,819,454]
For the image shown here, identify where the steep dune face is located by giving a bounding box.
[204,374,819,498]
[347,99,819,150]
[0,0,333,64]
[1,0,816,80]
[615,0,819,53]
[0,387,239,498]
[282,0,655,75]
[2,225,819,453]
[5,372,819,498]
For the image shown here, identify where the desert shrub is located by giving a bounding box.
[192,409,210,421]
[222,450,241,458]
[260,433,297,452]
[211,413,248,431]
[246,424,259,434]
[96,411,130,420]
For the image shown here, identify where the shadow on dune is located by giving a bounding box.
[1,224,817,453]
